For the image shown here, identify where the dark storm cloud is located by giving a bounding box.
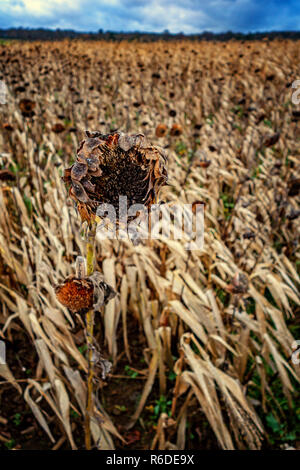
[0,0,299,33]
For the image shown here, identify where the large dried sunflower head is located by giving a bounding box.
[63,131,167,225]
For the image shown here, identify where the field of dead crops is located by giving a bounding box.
[0,39,299,450]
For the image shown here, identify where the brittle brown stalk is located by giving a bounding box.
[84,222,96,450]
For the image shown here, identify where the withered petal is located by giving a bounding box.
[81,177,96,193]
[71,180,90,203]
[71,162,88,181]
[77,202,92,224]
[105,133,119,147]
[64,167,72,180]
[89,167,102,177]
[86,155,100,171]
[118,133,145,152]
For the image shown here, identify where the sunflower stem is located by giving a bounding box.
[85,222,96,450]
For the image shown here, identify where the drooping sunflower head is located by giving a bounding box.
[155,124,168,138]
[63,131,168,225]
[55,271,116,314]
[19,99,36,117]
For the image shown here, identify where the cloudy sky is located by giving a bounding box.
[0,0,299,34]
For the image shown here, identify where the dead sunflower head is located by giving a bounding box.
[52,123,65,133]
[155,124,168,138]
[55,271,116,314]
[19,99,35,117]
[63,131,167,225]
[226,272,249,295]
[170,124,182,137]
[2,123,13,132]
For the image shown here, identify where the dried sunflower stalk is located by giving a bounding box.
[63,131,168,225]
[58,131,167,449]
[55,256,116,449]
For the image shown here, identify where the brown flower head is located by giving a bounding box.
[226,272,249,295]
[195,160,211,169]
[287,177,300,197]
[0,169,16,181]
[170,124,182,136]
[52,123,65,133]
[55,271,116,313]
[2,123,13,132]
[63,131,167,225]
[19,99,35,117]
[263,132,280,148]
[155,124,168,138]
